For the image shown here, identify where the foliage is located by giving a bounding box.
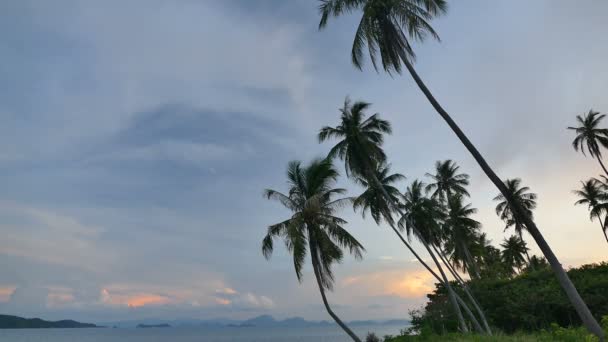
[365,332,381,342]
[406,263,608,335]
[262,158,364,290]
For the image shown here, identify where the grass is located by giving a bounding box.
[383,324,604,342]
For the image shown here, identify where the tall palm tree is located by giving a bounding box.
[319,101,479,333]
[568,110,608,177]
[573,179,608,244]
[443,195,482,279]
[426,160,470,202]
[317,1,604,338]
[354,165,488,333]
[399,180,474,333]
[262,158,364,342]
[493,178,536,262]
[500,235,529,276]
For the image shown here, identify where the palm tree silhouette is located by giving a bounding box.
[426,160,470,202]
[493,178,536,262]
[262,158,364,342]
[317,1,603,338]
[573,179,608,244]
[568,110,608,177]
[500,235,529,276]
[319,100,479,333]
[399,180,472,332]
[353,163,404,226]
[443,195,482,279]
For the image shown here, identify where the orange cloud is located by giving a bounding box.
[341,269,435,299]
[127,294,170,308]
[0,286,16,302]
[215,297,231,305]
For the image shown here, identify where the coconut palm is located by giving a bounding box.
[500,235,529,275]
[318,1,604,338]
[319,98,391,179]
[573,179,608,244]
[426,160,470,202]
[568,110,608,176]
[262,158,364,341]
[321,100,484,334]
[353,163,404,226]
[493,178,536,262]
[442,195,482,279]
[399,180,473,333]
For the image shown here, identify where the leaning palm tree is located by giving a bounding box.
[573,179,608,244]
[500,235,529,276]
[320,101,479,333]
[426,160,470,202]
[353,162,404,226]
[262,158,364,342]
[568,110,608,177]
[493,178,536,262]
[317,1,604,338]
[443,195,482,279]
[399,180,472,333]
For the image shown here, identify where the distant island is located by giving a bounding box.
[136,323,171,328]
[100,315,409,329]
[0,314,97,329]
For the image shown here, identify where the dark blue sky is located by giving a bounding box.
[0,0,607,322]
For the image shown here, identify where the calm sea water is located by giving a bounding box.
[0,324,408,342]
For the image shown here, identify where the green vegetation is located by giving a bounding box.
[399,263,608,339]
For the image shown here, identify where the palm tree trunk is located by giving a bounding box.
[402,58,605,341]
[461,241,481,279]
[431,245,486,334]
[364,173,469,333]
[418,237,469,333]
[518,231,532,267]
[439,249,492,335]
[309,245,361,342]
[597,215,608,245]
[596,155,608,178]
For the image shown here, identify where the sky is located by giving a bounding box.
[0,0,607,323]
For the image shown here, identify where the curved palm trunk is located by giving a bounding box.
[596,155,608,178]
[309,245,361,342]
[403,58,605,341]
[418,236,469,333]
[364,173,469,333]
[388,223,488,334]
[440,251,492,335]
[431,245,487,334]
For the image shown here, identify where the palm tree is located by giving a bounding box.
[321,100,484,334]
[493,178,536,262]
[319,98,391,179]
[353,163,404,226]
[500,235,529,275]
[426,160,470,202]
[573,179,608,244]
[568,110,608,176]
[262,158,365,342]
[317,1,604,338]
[399,180,471,332]
[443,195,482,279]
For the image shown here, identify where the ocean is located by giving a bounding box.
[0,324,407,341]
